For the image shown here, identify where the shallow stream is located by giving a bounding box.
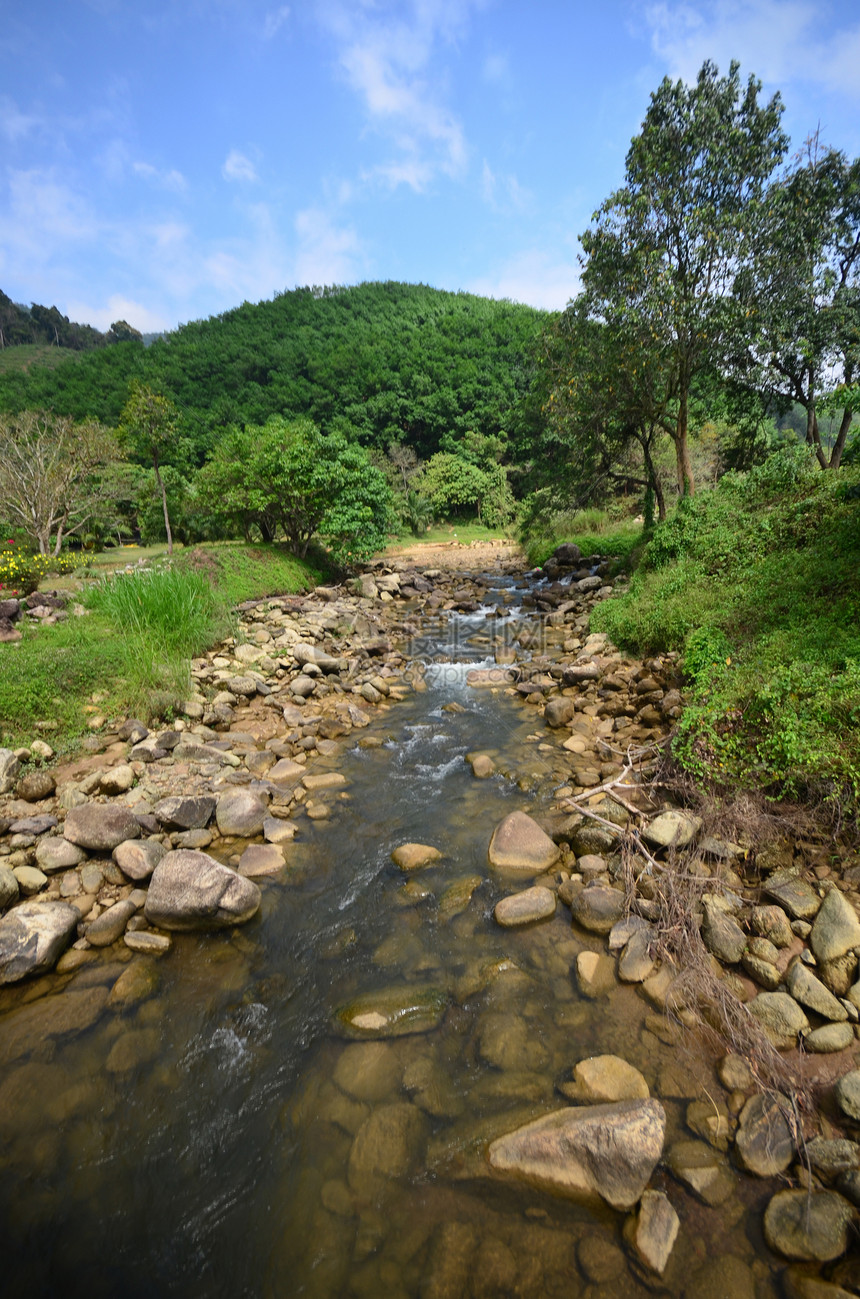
[0,576,796,1296]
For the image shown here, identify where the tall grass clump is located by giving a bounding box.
[84,565,228,658]
[593,448,860,800]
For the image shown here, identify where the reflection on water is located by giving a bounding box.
[0,579,782,1297]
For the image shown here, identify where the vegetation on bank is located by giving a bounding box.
[0,544,324,750]
[591,449,860,799]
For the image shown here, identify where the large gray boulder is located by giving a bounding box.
[488,1099,666,1210]
[144,850,261,931]
[488,811,560,876]
[63,803,140,852]
[215,789,267,838]
[810,888,860,963]
[153,796,216,832]
[0,900,80,983]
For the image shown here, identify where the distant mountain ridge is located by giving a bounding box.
[0,289,142,351]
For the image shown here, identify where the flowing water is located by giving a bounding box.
[0,577,792,1296]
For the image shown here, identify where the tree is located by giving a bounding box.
[0,410,120,554]
[118,381,183,555]
[581,60,787,495]
[734,135,860,470]
[196,416,393,565]
[532,302,674,522]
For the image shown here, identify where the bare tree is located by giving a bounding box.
[0,410,120,555]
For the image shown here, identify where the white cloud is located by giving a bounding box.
[263,5,290,40]
[133,161,187,192]
[645,1,860,101]
[63,294,172,334]
[317,0,476,190]
[294,207,361,286]
[466,249,581,311]
[0,95,38,143]
[481,159,531,213]
[0,170,100,264]
[222,149,259,183]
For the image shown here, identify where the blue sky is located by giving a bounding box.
[2,0,859,333]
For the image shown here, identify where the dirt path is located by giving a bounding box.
[380,538,524,571]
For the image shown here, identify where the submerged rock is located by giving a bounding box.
[335,986,448,1038]
[625,1188,679,1275]
[391,843,442,872]
[561,1055,649,1104]
[763,1189,854,1261]
[487,1098,666,1210]
[494,885,556,927]
[145,849,261,931]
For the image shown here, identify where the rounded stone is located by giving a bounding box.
[735,1093,795,1176]
[569,884,625,935]
[835,1070,860,1122]
[391,843,442,872]
[494,885,556,927]
[113,838,166,882]
[487,811,560,876]
[145,849,261,931]
[563,1054,650,1103]
[763,1189,854,1261]
[63,804,140,852]
[215,789,267,838]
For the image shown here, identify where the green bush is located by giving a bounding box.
[592,450,860,798]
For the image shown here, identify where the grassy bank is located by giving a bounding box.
[0,543,325,751]
[521,507,645,569]
[591,450,860,800]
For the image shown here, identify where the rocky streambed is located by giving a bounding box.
[0,545,859,1297]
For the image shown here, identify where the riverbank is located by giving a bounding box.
[0,544,859,1294]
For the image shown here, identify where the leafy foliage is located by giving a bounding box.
[593,449,860,796]
[196,416,393,565]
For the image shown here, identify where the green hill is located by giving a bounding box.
[0,282,547,462]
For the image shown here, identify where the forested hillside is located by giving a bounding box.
[0,282,546,462]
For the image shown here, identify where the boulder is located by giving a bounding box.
[763,1189,854,1262]
[786,961,848,1021]
[569,884,625,935]
[153,796,216,832]
[238,843,285,877]
[63,803,140,852]
[85,898,137,947]
[666,1140,735,1207]
[643,810,700,849]
[215,789,267,838]
[113,838,165,882]
[488,811,560,875]
[335,986,448,1038]
[747,991,809,1048]
[17,769,56,801]
[561,1055,649,1104]
[391,843,442,871]
[803,1022,855,1053]
[0,866,19,911]
[735,1093,795,1177]
[811,888,860,964]
[625,1189,679,1275]
[0,900,80,983]
[488,1099,666,1210]
[347,1103,428,1197]
[0,748,22,795]
[701,898,746,964]
[145,850,261,931]
[35,836,87,873]
[98,765,135,796]
[764,877,821,922]
[575,950,618,999]
[494,886,556,927]
[544,697,576,728]
[835,1070,860,1122]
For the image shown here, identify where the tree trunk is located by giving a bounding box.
[153,457,173,556]
[638,430,666,522]
[829,405,854,471]
[675,387,695,496]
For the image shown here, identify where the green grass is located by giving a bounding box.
[592,449,860,798]
[522,510,645,569]
[0,542,325,749]
[385,521,513,550]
